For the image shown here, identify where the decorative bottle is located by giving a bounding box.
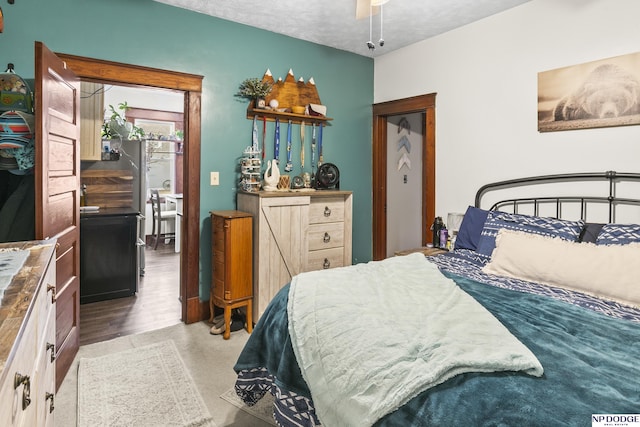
[439,226,448,249]
[431,217,444,248]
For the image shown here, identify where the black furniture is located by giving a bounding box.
[80,208,139,304]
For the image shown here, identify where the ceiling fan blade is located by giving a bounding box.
[355,0,380,20]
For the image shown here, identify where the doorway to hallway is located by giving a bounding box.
[372,93,437,260]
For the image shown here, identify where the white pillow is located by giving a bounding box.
[482,229,640,308]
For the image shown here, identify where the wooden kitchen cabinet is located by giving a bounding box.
[0,240,57,427]
[237,191,352,320]
[209,210,253,340]
[79,81,104,161]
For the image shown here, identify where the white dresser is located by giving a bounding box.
[237,190,353,320]
[0,240,57,427]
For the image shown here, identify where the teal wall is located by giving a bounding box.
[1,0,374,299]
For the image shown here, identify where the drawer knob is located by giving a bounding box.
[324,206,331,217]
[46,392,55,413]
[47,284,57,303]
[14,373,31,410]
[323,258,331,269]
[323,232,331,243]
[47,342,56,363]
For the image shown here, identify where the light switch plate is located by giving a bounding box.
[210,171,219,186]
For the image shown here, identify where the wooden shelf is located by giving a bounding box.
[246,107,332,125]
[245,69,332,126]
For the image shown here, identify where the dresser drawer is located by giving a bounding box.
[309,197,345,224]
[213,278,227,298]
[35,314,56,426]
[308,222,344,250]
[0,320,37,427]
[213,248,225,273]
[307,247,345,271]
[213,217,225,249]
[213,253,225,299]
[213,235,224,251]
[35,272,56,344]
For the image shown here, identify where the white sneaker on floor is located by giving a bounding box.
[210,317,225,335]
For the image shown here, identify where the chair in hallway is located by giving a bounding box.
[150,189,176,250]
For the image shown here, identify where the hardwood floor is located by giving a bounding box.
[79,242,182,346]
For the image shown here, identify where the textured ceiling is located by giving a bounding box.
[153,0,531,58]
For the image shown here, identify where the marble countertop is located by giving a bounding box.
[0,240,56,377]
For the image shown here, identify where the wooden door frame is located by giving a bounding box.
[372,93,436,260]
[56,52,204,324]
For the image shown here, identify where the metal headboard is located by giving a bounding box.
[474,171,640,223]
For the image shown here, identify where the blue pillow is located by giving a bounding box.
[595,224,640,245]
[454,206,489,251]
[476,211,584,257]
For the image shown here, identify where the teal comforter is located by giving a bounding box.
[234,272,640,426]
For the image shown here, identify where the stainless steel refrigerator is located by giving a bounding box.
[113,138,147,275]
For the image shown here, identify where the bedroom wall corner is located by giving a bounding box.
[373,0,640,218]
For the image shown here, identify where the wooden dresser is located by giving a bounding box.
[0,240,57,427]
[237,190,353,320]
[209,211,253,340]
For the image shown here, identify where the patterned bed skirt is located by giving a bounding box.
[235,367,320,427]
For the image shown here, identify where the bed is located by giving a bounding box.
[233,171,640,427]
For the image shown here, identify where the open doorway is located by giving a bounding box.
[78,84,184,345]
[385,112,425,257]
[372,94,437,260]
[55,52,204,339]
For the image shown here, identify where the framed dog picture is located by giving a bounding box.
[538,51,640,132]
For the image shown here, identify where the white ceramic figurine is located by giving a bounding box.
[263,159,280,191]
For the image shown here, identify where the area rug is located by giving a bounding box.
[77,339,217,427]
[220,387,276,426]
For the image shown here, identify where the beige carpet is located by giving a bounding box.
[56,322,274,427]
[77,340,215,426]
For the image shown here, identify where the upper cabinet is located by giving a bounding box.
[79,81,104,161]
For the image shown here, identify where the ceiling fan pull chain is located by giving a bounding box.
[367,2,375,50]
[379,4,385,46]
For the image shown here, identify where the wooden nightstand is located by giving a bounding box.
[394,247,448,257]
[210,210,253,339]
